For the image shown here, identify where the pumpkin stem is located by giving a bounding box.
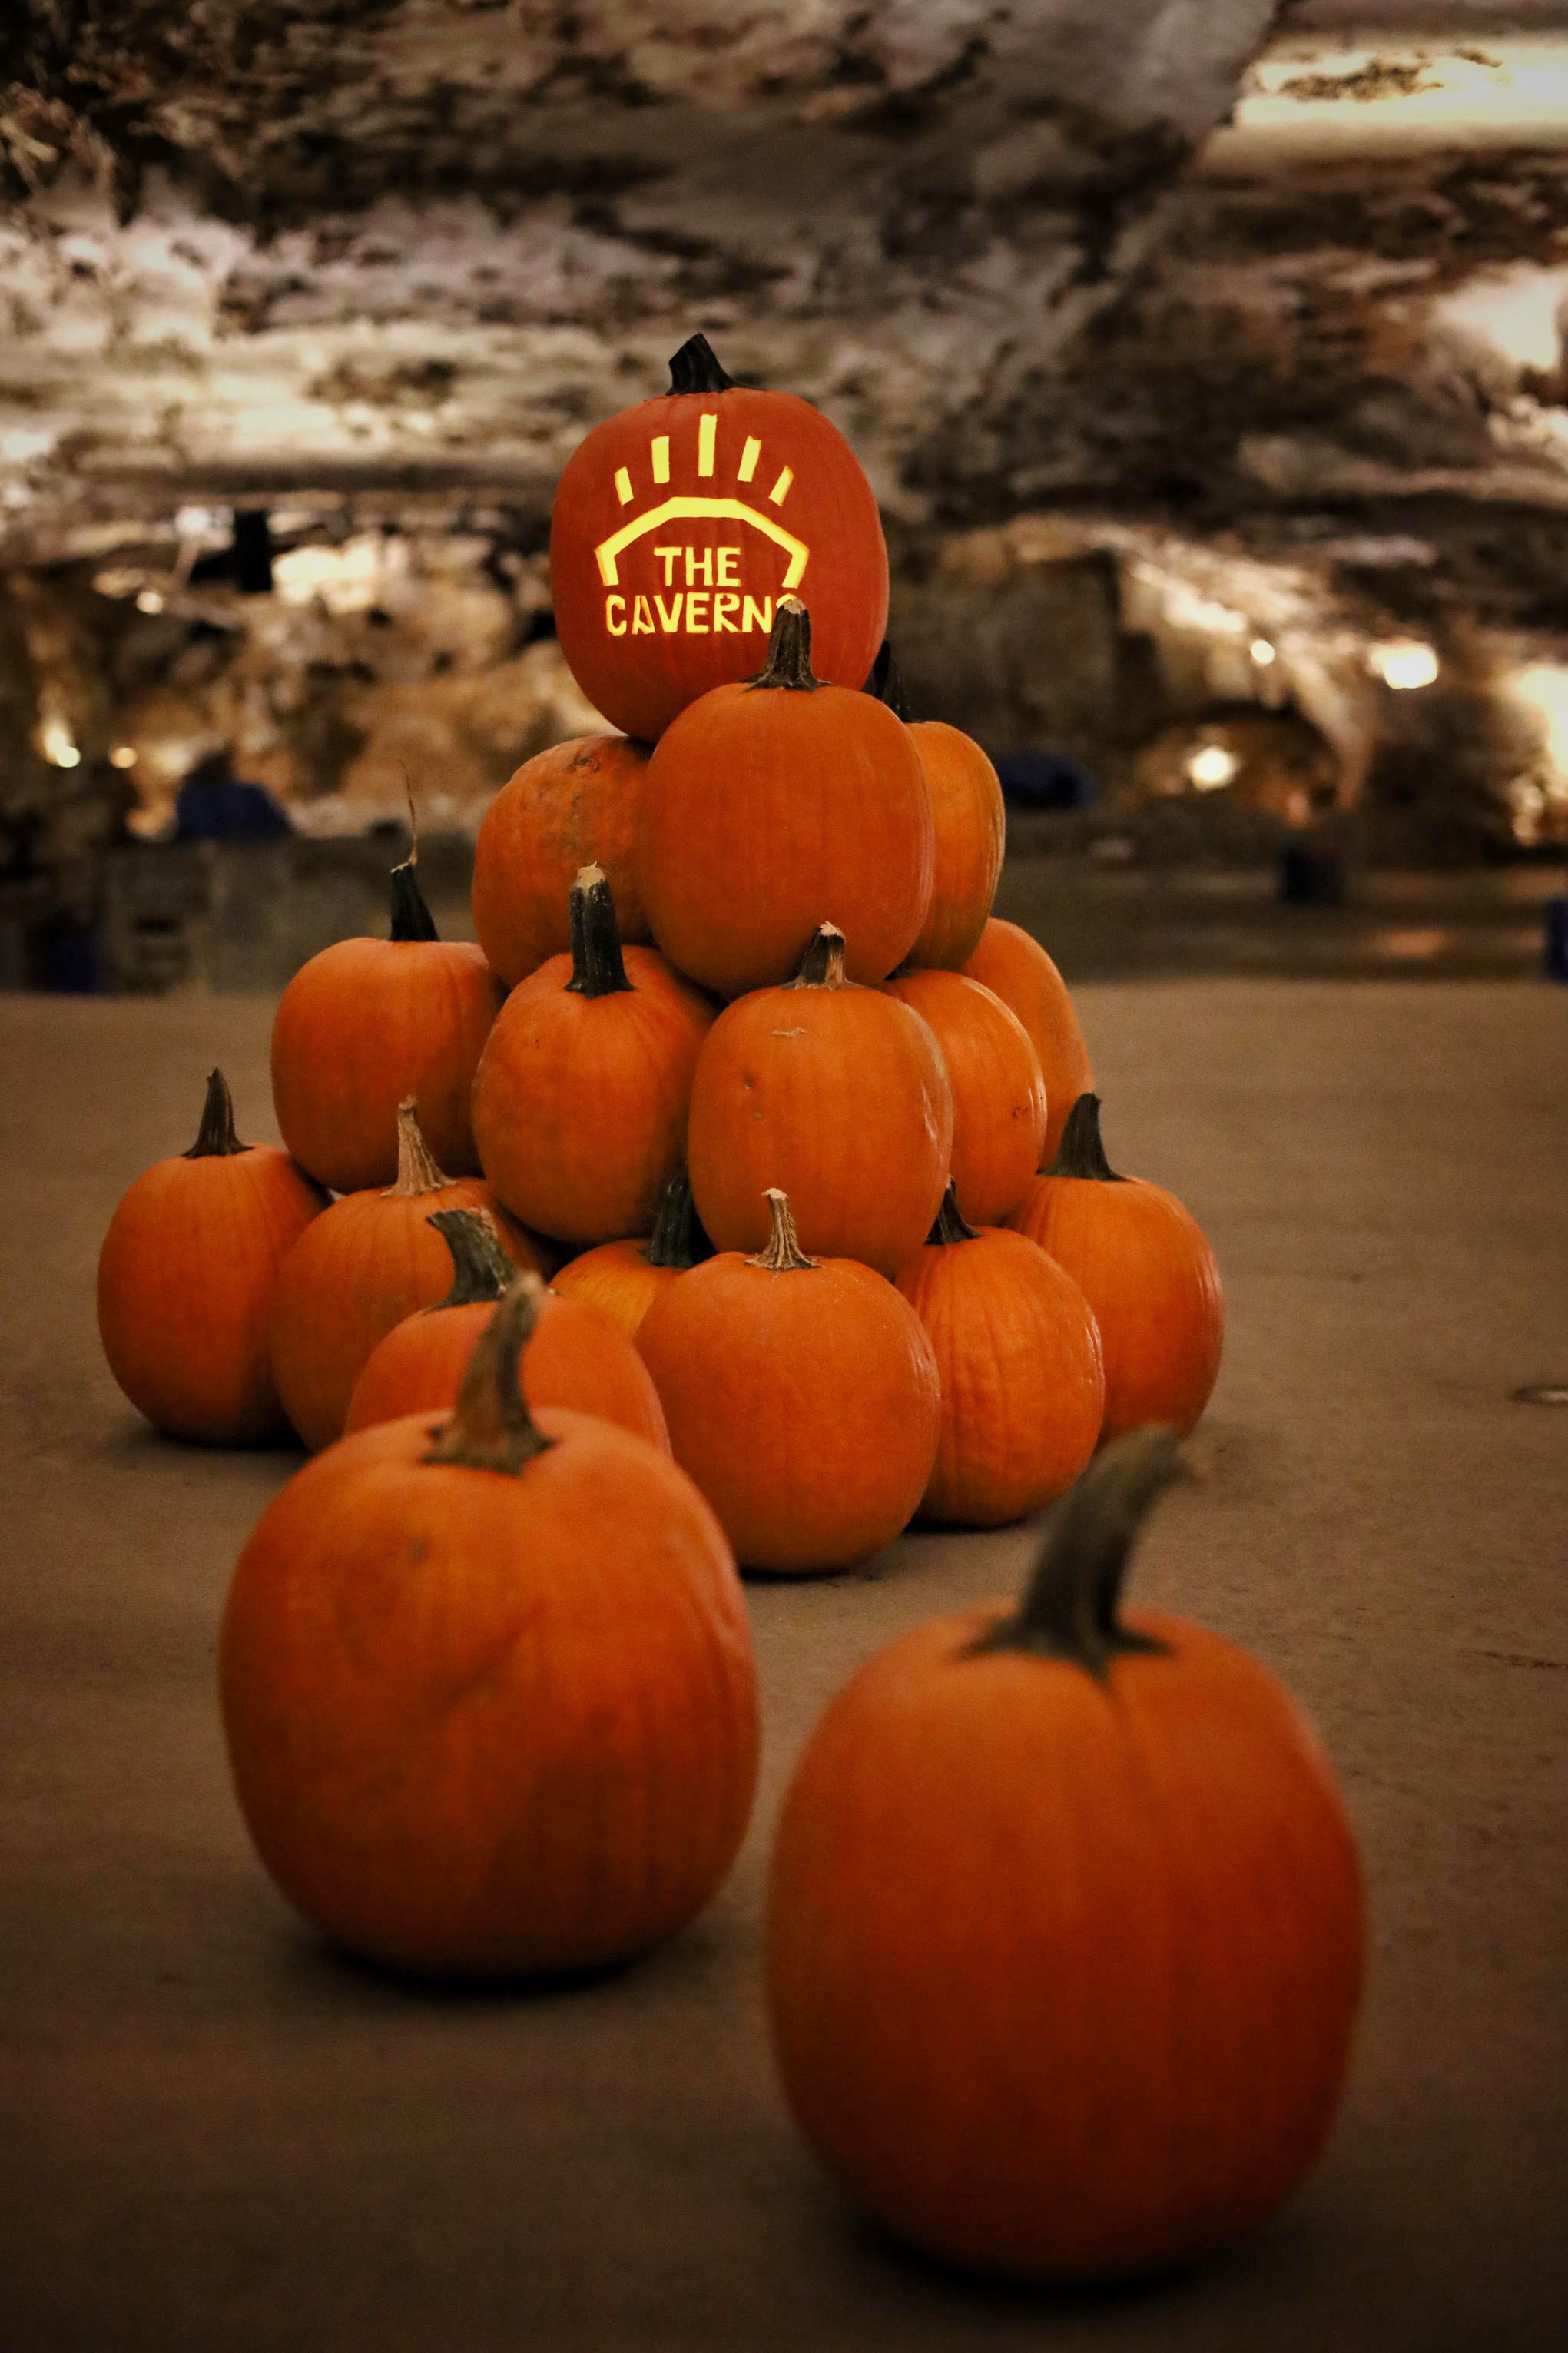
[927,1181,979,1246]
[566,864,633,998]
[184,1067,250,1158]
[668,332,737,394]
[748,1187,817,1274]
[1047,1093,1125,1183]
[646,1166,711,1270]
[386,1097,453,1197]
[429,1207,515,1306]
[421,1277,555,1475]
[787,922,849,991]
[864,639,913,722]
[748,597,818,694]
[967,1429,1185,1678]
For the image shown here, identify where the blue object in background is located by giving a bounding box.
[175,768,292,841]
[992,748,1099,810]
[1545,894,1568,982]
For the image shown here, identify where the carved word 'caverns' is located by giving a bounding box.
[593,412,810,639]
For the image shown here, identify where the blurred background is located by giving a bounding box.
[2,0,1566,990]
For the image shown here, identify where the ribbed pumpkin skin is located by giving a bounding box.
[98,1146,327,1444]
[637,1255,941,1573]
[344,1289,670,1455]
[471,735,652,989]
[766,1604,1365,2282]
[549,1240,672,1342]
[270,938,501,1193]
[1009,1171,1223,1442]
[896,1227,1103,1525]
[962,919,1093,1168]
[885,971,1046,1227]
[686,982,953,1278]
[471,945,714,1244]
[639,682,933,997]
[905,723,1006,971]
[269,1178,535,1452]
[220,1405,760,1976]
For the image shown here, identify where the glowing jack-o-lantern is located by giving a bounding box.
[549,335,889,744]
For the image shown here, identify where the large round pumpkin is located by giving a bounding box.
[884,967,1046,1228]
[766,1429,1365,2282]
[271,836,501,1193]
[470,733,652,989]
[686,924,953,1278]
[962,918,1093,1167]
[549,1166,712,1342]
[1009,1094,1224,1442]
[636,1189,941,1575]
[222,1280,759,1977]
[550,332,888,744]
[638,599,933,997]
[867,644,1004,970]
[96,1069,328,1445]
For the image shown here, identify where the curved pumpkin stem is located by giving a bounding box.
[927,1180,978,1246]
[566,864,633,998]
[184,1067,250,1159]
[864,639,913,722]
[428,1207,514,1307]
[788,923,849,991]
[646,1166,711,1271]
[967,1428,1185,1678]
[423,1277,555,1475]
[668,332,737,394]
[749,1188,817,1274]
[1048,1094,1126,1183]
[385,1098,453,1196]
[748,597,818,695]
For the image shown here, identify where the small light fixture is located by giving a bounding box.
[38,715,81,768]
[1369,639,1439,690]
[1188,744,1238,790]
[1251,638,1276,665]
[109,744,138,769]
[136,588,165,615]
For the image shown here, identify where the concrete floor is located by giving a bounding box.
[2,978,1565,2353]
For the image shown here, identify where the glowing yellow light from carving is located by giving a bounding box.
[651,437,670,485]
[1188,745,1238,790]
[768,467,794,506]
[615,467,633,506]
[738,437,761,483]
[595,496,809,589]
[698,414,717,476]
[1369,639,1439,690]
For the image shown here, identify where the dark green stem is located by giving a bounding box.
[428,1208,515,1306]
[668,333,738,393]
[748,597,817,693]
[927,1181,978,1246]
[967,1429,1184,1678]
[787,923,849,990]
[566,864,632,997]
[389,858,439,942]
[184,1067,250,1157]
[645,1167,711,1271]
[422,1278,555,1475]
[1048,1093,1125,1182]
[864,639,912,722]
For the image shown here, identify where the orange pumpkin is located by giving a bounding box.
[222,1280,760,1977]
[96,1069,327,1445]
[895,1186,1103,1525]
[766,1429,1365,2282]
[638,599,933,997]
[549,332,888,744]
[867,643,1004,969]
[962,918,1093,1167]
[636,1189,941,1574]
[345,1206,669,1453]
[884,967,1046,1227]
[549,1166,712,1342]
[1009,1094,1224,1442]
[470,733,652,989]
[686,924,953,1278]
[471,865,715,1243]
[270,1098,536,1452]
[270,835,501,1193]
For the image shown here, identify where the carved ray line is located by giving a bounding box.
[614,466,633,506]
[651,436,670,484]
[738,436,761,483]
[698,413,717,476]
[595,496,810,589]
[768,466,793,507]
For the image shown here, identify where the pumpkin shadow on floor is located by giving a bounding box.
[277,1927,644,2013]
[840,2202,1265,2315]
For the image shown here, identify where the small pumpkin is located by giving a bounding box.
[270,821,502,1195]
[472,865,715,1243]
[470,733,653,989]
[766,1429,1365,2282]
[222,1279,760,1977]
[549,331,889,744]
[270,1097,536,1452]
[867,643,1005,970]
[549,1166,712,1342]
[96,1069,328,1445]
[638,599,934,997]
[895,1186,1104,1525]
[636,1188,941,1575]
[962,918,1093,1167]
[345,1206,669,1454]
[884,967,1046,1227]
[1009,1094,1223,1442]
[686,924,953,1278]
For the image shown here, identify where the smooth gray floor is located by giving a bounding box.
[2,979,1565,2353]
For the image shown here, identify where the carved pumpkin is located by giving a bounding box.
[766,1430,1365,2282]
[269,1098,536,1452]
[895,1186,1103,1525]
[867,644,1005,970]
[962,918,1093,1167]
[1008,1094,1224,1442]
[270,833,501,1193]
[884,967,1046,1227]
[222,1280,760,1977]
[550,332,888,744]
[96,1069,328,1445]
[638,599,933,997]
[549,1166,712,1342]
[470,733,653,989]
[471,865,715,1243]
[687,924,953,1277]
[345,1207,669,1454]
[635,1189,942,1574]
